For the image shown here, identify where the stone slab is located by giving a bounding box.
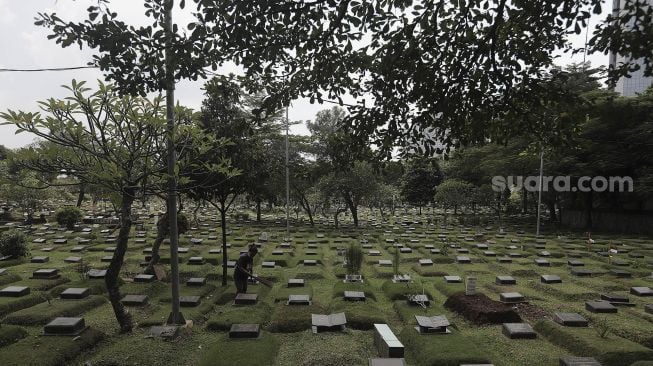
[502,323,536,339]
[554,312,588,327]
[60,287,90,300]
[585,300,617,313]
[43,317,87,336]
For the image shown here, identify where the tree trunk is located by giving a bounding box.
[418,205,422,215]
[145,211,167,275]
[547,200,557,222]
[343,194,359,227]
[105,189,134,333]
[522,186,527,214]
[256,199,262,222]
[76,184,86,208]
[220,202,228,286]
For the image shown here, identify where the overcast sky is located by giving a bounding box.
[0,0,609,149]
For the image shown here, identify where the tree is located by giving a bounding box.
[401,158,444,214]
[435,179,474,215]
[0,81,206,332]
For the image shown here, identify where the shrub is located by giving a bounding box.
[344,242,363,275]
[0,229,29,258]
[55,207,83,230]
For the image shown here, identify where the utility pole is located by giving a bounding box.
[536,149,544,237]
[164,0,184,326]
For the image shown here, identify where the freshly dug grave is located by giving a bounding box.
[444,292,521,325]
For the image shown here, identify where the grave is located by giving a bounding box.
[495,276,516,285]
[53,238,68,244]
[43,317,87,336]
[508,253,522,258]
[121,294,148,306]
[70,246,85,252]
[208,248,221,254]
[534,258,551,266]
[368,359,406,366]
[645,304,653,315]
[40,247,54,252]
[312,312,347,333]
[187,277,206,287]
[31,256,50,263]
[344,290,366,301]
[368,250,381,256]
[306,250,318,256]
[500,292,525,303]
[229,324,261,339]
[180,296,201,307]
[554,312,588,327]
[475,244,488,249]
[287,278,305,287]
[571,268,594,277]
[407,294,429,306]
[190,238,203,244]
[418,259,433,266]
[148,325,180,339]
[234,293,258,305]
[497,257,512,263]
[286,294,311,305]
[559,357,602,366]
[101,256,113,262]
[262,261,276,268]
[456,256,471,263]
[104,247,116,252]
[32,268,60,279]
[64,256,82,263]
[188,256,205,265]
[33,238,47,244]
[540,275,562,284]
[609,269,632,278]
[373,323,404,358]
[87,269,107,279]
[414,315,451,334]
[457,248,470,253]
[303,259,317,266]
[379,259,392,267]
[392,274,411,283]
[225,261,236,268]
[399,247,413,254]
[630,286,653,297]
[271,250,284,256]
[484,251,496,257]
[502,323,537,339]
[585,300,617,313]
[444,276,462,283]
[60,287,90,300]
[0,268,5,276]
[568,260,584,266]
[0,286,30,297]
[539,251,551,257]
[344,274,363,283]
[600,293,632,306]
[134,274,155,283]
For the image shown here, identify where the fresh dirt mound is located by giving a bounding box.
[443,292,521,325]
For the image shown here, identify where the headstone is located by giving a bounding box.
[180,296,201,307]
[344,290,366,301]
[234,293,258,305]
[64,256,82,263]
[53,239,67,245]
[457,256,471,264]
[484,251,496,257]
[540,275,562,284]
[568,260,584,266]
[502,323,537,339]
[393,274,411,283]
[497,257,512,263]
[379,259,393,267]
[645,304,653,315]
[70,246,85,252]
[418,259,433,266]
[500,292,525,303]
[287,294,311,305]
[229,324,260,338]
[121,294,148,306]
[534,258,551,266]
[312,312,346,333]
[134,274,155,283]
[369,250,381,256]
[559,357,602,366]
[0,286,30,297]
[466,277,477,295]
[60,288,90,300]
[444,276,462,283]
[630,287,653,297]
[585,300,617,313]
[495,276,516,285]
[87,269,106,279]
[609,269,632,278]
[571,268,594,277]
[414,315,451,334]
[31,256,50,263]
[554,313,588,327]
[373,323,404,358]
[262,261,276,268]
[188,256,205,265]
[303,259,317,266]
[368,359,406,366]
[186,277,206,287]
[148,325,180,339]
[407,294,429,306]
[43,317,87,336]
[287,278,305,287]
[32,268,60,279]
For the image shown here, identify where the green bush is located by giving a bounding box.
[55,207,83,230]
[345,242,363,275]
[0,229,29,258]
[0,325,28,348]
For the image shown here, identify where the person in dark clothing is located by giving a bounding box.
[234,245,258,293]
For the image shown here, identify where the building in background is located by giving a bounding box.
[608,0,653,96]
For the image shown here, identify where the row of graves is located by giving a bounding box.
[0,211,652,365]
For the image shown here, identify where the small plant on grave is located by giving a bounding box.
[592,316,611,338]
[41,292,54,306]
[0,229,29,258]
[345,242,363,275]
[55,206,83,230]
[76,259,91,281]
[441,244,449,256]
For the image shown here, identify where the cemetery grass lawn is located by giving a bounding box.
[0,324,28,348]
[0,293,46,317]
[275,329,376,366]
[206,302,273,331]
[0,326,104,366]
[198,331,279,366]
[2,295,107,325]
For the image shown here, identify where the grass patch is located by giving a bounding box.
[206,302,273,331]
[0,294,46,317]
[198,332,279,366]
[275,330,376,366]
[268,302,325,333]
[0,273,21,287]
[534,320,653,366]
[399,326,491,366]
[3,295,107,325]
[0,328,104,366]
[331,299,386,330]
[0,325,28,348]
[380,280,435,301]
